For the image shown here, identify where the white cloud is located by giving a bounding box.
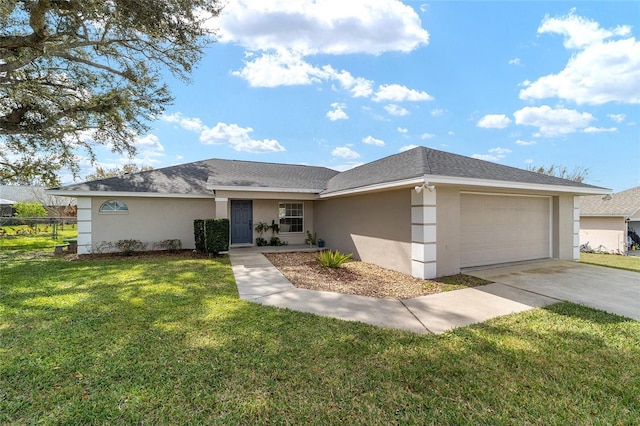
[513,105,594,137]
[329,67,374,97]
[430,108,445,117]
[538,9,631,49]
[373,84,433,102]
[362,135,385,146]
[520,12,640,105]
[608,113,626,123]
[327,102,349,121]
[448,131,455,136]
[161,112,205,132]
[420,133,435,139]
[508,58,521,65]
[200,122,286,153]
[472,147,512,162]
[332,146,360,159]
[399,144,419,152]
[524,159,534,164]
[583,126,617,133]
[477,114,511,129]
[515,139,537,146]
[232,49,327,87]
[397,127,408,134]
[218,0,429,55]
[384,104,409,116]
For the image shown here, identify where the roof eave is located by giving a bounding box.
[320,174,611,198]
[45,189,214,199]
[206,184,323,194]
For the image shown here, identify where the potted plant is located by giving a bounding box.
[317,238,325,248]
[254,221,270,246]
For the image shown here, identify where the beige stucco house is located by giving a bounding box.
[580,186,640,254]
[47,147,609,279]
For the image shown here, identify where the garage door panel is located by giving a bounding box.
[460,194,550,267]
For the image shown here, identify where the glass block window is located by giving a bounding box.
[278,202,303,233]
[99,200,129,213]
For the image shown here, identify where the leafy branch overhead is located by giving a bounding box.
[0,0,222,186]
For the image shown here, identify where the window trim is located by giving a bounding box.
[278,202,304,234]
[99,199,129,214]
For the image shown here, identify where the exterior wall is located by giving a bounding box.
[315,189,412,275]
[579,216,626,254]
[90,196,215,252]
[250,199,314,245]
[76,197,92,254]
[411,188,437,279]
[435,188,461,277]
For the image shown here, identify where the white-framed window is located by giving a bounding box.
[99,200,129,213]
[279,202,303,233]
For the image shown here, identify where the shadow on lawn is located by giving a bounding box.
[1,255,639,425]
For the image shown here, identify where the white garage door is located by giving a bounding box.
[460,193,551,267]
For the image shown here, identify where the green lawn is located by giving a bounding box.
[0,224,77,252]
[581,252,640,272]
[1,253,639,424]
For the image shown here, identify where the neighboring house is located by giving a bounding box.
[580,186,640,254]
[0,197,16,217]
[47,146,608,279]
[0,186,76,217]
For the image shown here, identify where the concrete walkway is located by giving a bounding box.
[229,252,558,334]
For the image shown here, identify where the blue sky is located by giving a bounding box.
[77,1,639,192]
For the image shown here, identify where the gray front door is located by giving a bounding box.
[231,200,253,244]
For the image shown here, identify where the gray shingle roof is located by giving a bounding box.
[55,159,339,194]
[323,146,604,193]
[580,186,640,217]
[53,146,606,195]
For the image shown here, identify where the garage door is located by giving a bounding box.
[460,193,550,267]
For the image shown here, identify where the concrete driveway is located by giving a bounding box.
[466,260,640,321]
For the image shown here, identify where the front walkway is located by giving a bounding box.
[229,252,557,334]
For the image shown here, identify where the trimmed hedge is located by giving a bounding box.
[194,218,229,254]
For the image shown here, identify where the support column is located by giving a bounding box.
[76,197,92,254]
[573,196,580,260]
[215,197,229,219]
[411,188,437,279]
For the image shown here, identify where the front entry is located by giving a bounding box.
[231,200,253,244]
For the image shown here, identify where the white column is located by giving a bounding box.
[411,188,437,279]
[76,197,92,254]
[573,196,580,260]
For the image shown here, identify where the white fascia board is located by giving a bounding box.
[319,177,425,198]
[44,189,214,199]
[319,174,610,198]
[207,185,322,194]
[425,174,611,195]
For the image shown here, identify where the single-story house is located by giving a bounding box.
[0,185,76,217]
[580,186,640,254]
[47,146,608,278]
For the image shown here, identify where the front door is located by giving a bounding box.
[231,200,253,244]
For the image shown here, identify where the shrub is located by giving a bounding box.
[193,219,206,252]
[153,239,182,253]
[269,236,288,246]
[204,218,229,255]
[316,249,352,268]
[114,239,147,256]
[255,237,268,247]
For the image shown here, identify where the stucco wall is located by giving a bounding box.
[555,195,580,260]
[250,199,313,245]
[579,216,626,254]
[315,189,412,275]
[91,197,215,251]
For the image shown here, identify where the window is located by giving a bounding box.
[99,200,129,213]
[279,202,303,233]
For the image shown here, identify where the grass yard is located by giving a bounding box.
[1,253,639,424]
[0,224,77,252]
[581,252,640,272]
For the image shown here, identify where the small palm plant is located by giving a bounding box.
[316,249,353,268]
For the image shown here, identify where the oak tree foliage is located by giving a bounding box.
[85,163,153,181]
[0,0,221,186]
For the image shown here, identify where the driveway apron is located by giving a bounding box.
[466,260,640,321]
